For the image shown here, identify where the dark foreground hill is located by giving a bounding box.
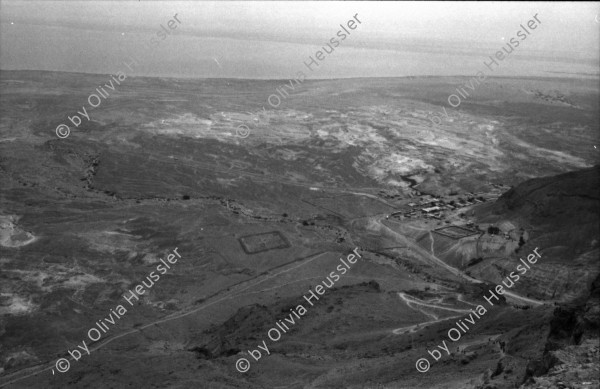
[468,166,600,303]
[470,167,600,389]
[487,165,599,258]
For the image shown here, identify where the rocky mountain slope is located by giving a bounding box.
[469,166,600,303]
[472,167,600,389]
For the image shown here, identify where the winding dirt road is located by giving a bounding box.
[372,215,547,338]
[392,292,472,335]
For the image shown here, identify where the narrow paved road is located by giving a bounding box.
[376,216,546,307]
[374,216,482,284]
[374,216,547,337]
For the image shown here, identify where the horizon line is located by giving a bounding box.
[2,68,599,83]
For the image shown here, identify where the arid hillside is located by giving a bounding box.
[469,166,600,302]
[0,71,598,389]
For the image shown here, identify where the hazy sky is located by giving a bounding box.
[1,1,598,79]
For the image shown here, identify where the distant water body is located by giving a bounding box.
[1,23,598,80]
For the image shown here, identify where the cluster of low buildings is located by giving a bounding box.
[388,193,489,220]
